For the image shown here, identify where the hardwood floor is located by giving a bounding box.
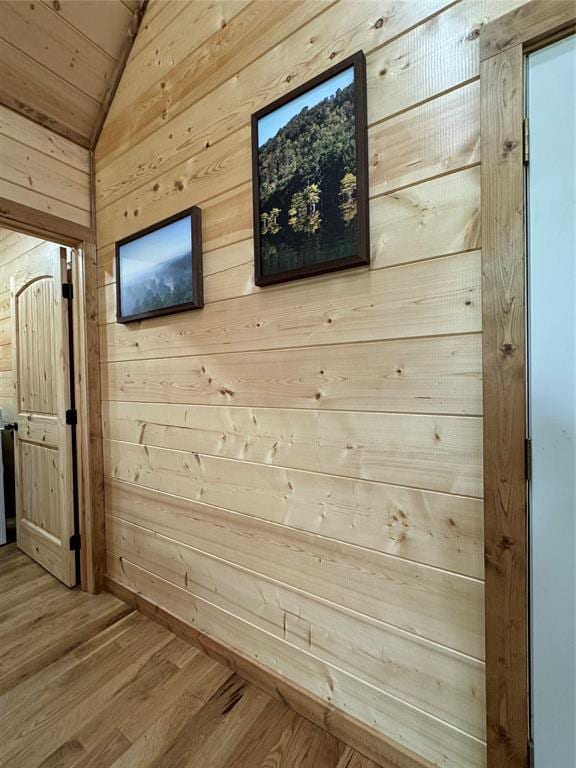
[0,544,378,768]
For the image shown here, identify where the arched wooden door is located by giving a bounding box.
[11,243,77,587]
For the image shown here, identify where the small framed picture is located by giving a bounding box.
[115,207,203,323]
[251,51,369,287]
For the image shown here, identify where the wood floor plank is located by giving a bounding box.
[36,738,88,768]
[0,613,170,730]
[0,542,26,560]
[337,745,382,768]
[147,675,271,768]
[0,611,142,716]
[76,642,223,762]
[0,582,93,638]
[0,624,173,767]
[271,717,346,768]
[109,688,217,768]
[0,557,45,595]
[0,571,55,614]
[0,598,133,695]
[117,652,231,744]
[0,544,388,768]
[76,654,179,749]
[73,730,131,768]
[41,651,181,768]
[225,701,300,768]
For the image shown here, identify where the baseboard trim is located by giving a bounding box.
[105,576,432,768]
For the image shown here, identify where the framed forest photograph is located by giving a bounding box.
[115,206,203,323]
[251,51,369,286]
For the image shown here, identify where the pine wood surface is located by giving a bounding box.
[0,544,380,768]
[11,244,77,586]
[0,1,140,146]
[0,106,91,231]
[0,231,55,421]
[94,1,532,765]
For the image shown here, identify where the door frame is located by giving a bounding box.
[0,195,104,594]
[480,2,576,766]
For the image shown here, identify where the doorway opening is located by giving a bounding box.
[0,225,103,592]
[526,33,576,768]
[480,3,576,765]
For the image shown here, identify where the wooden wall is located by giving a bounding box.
[0,229,48,420]
[0,106,91,232]
[95,1,528,765]
[0,1,139,147]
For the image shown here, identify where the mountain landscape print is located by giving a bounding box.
[252,53,368,285]
[116,208,203,322]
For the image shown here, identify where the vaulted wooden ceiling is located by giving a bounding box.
[0,0,143,148]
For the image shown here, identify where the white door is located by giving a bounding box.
[527,34,576,767]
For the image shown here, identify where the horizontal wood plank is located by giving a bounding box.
[104,478,484,658]
[0,39,98,143]
[0,370,14,413]
[0,179,91,231]
[127,0,186,60]
[105,513,485,738]
[99,251,481,361]
[97,166,480,292]
[0,2,115,102]
[96,0,453,205]
[109,0,252,119]
[102,406,482,497]
[0,134,90,230]
[95,84,479,248]
[199,182,253,253]
[0,230,44,265]
[96,0,334,162]
[369,165,481,268]
[0,237,60,293]
[103,414,482,498]
[0,106,89,173]
[0,196,93,245]
[0,132,90,216]
[0,289,11,321]
[0,344,11,372]
[107,554,486,768]
[100,334,482,414]
[96,0,450,167]
[96,124,252,249]
[367,0,528,123]
[369,81,480,196]
[103,441,484,577]
[46,0,135,60]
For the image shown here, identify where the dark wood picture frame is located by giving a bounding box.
[251,51,369,287]
[115,206,203,323]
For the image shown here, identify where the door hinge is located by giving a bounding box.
[525,437,532,481]
[523,117,530,165]
[62,282,74,300]
[65,409,77,426]
[69,533,81,551]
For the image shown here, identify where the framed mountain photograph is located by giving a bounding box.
[251,51,369,286]
[115,206,203,323]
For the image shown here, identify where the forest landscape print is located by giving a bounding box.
[116,207,203,322]
[253,53,368,285]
